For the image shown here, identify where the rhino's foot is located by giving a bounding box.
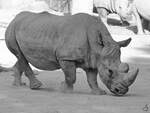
[12,73,26,86]
[30,78,42,89]
[12,81,26,86]
[60,81,73,93]
[91,88,107,95]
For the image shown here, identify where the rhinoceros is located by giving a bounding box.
[3,11,139,96]
[94,0,133,25]
[130,0,150,34]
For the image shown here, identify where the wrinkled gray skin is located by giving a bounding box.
[94,0,133,25]
[3,11,139,96]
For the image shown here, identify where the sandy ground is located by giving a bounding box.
[0,11,150,113]
[0,63,150,113]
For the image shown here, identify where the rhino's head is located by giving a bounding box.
[115,0,133,21]
[97,38,139,96]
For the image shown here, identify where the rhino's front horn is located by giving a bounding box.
[122,67,139,87]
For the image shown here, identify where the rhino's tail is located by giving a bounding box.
[0,65,13,72]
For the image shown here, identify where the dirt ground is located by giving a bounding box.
[0,13,150,113]
[0,63,150,113]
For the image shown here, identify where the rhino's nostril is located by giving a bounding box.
[114,88,120,93]
[108,69,113,75]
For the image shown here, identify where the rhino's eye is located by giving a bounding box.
[119,6,122,9]
[108,70,113,78]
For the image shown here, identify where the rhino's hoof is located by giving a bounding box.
[91,89,107,95]
[13,82,26,86]
[30,79,42,89]
[60,81,73,93]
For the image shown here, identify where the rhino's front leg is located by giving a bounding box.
[132,6,144,34]
[59,60,76,93]
[97,8,109,28]
[142,18,150,34]
[85,69,106,95]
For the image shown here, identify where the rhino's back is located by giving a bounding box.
[135,0,150,20]
[55,13,99,63]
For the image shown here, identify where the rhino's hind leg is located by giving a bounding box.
[59,60,76,93]
[24,65,42,89]
[14,53,42,89]
[12,57,42,89]
[11,61,25,86]
[85,69,106,95]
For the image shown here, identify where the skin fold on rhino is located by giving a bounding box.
[1,11,139,96]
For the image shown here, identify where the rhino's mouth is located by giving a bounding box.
[110,82,129,96]
[109,66,139,96]
[98,63,138,96]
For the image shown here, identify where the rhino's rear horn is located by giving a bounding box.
[118,63,129,73]
[118,38,131,47]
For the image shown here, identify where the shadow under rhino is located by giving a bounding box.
[0,11,139,96]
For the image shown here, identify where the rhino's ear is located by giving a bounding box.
[118,38,131,47]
